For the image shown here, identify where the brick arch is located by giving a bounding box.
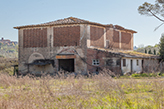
[28,52,44,63]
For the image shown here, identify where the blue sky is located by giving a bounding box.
[0,0,163,47]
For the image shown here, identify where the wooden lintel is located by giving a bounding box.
[56,55,76,59]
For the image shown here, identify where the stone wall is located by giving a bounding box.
[18,23,134,74]
[87,48,122,74]
[18,24,88,74]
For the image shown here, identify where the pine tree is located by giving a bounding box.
[148,50,152,54]
[154,49,156,55]
[159,34,164,60]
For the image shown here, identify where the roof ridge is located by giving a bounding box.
[13,17,137,33]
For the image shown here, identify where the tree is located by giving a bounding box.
[148,50,153,54]
[138,0,164,30]
[154,49,156,55]
[154,44,159,47]
[159,34,164,60]
[145,49,147,53]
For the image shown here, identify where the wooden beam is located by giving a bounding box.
[56,55,76,59]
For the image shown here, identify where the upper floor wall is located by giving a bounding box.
[20,24,134,50]
[89,25,134,50]
[53,26,80,47]
[23,28,47,48]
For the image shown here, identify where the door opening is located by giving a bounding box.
[58,59,74,72]
[142,60,144,72]
[131,60,133,72]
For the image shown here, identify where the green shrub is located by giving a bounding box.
[131,73,141,77]
[131,73,155,77]
[141,73,149,77]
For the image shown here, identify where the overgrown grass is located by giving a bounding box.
[0,57,18,75]
[0,73,164,109]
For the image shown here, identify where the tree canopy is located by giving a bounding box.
[138,0,164,30]
[159,34,164,60]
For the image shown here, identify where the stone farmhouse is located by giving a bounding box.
[14,17,160,75]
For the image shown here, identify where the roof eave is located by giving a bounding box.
[13,22,137,33]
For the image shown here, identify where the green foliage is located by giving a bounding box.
[0,43,3,47]
[131,73,149,77]
[0,42,18,58]
[0,58,18,75]
[138,1,164,22]
[154,44,159,47]
[131,73,161,78]
[0,55,4,58]
[154,49,156,55]
[159,34,164,60]
[7,49,16,53]
[147,45,153,48]
[136,44,159,55]
[148,50,153,54]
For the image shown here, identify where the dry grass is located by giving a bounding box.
[0,73,164,109]
[0,58,18,75]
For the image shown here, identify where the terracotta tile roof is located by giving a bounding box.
[13,17,137,33]
[42,17,89,25]
[89,46,160,59]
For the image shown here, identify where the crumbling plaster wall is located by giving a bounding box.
[121,58,142,73]
[18,24,89,73]
[143,58,159,72]
[87,48,122,74]
[18,27,53,73]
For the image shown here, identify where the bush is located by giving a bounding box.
[131,73,161,78]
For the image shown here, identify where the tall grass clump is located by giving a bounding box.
[0,70,164,108]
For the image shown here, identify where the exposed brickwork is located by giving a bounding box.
[23,28,47,48]
[106,28,113,41]
[87,48,122,74]
[121,32,131,50]
[106,28,118,49]
[90,26,104,48]
[112,30,119,48]
[53,26,80,47]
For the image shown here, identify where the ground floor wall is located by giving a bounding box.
[18,46,87,74]
[121,58,142,73]
[121,57,160,74]
[143,58,159,72]
[18,46,160,75]
[87,48,122,75]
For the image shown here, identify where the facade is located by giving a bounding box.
[14,17,159,75]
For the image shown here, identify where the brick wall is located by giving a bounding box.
[106,28,113,41]
[23,28,47,48]
[121,32,131,50]
[106,28,132,50]
[53,26,80,47]
[87,48,121,74]
[113,30,119,48]
[90,26,104,48]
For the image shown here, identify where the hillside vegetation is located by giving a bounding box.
[0,57,18,75]
[0,42,18,58]
[136,44,159,55]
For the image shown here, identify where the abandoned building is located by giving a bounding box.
[14,17,160,75]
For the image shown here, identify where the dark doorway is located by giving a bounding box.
[131,60,133,72]
[142,60,144,72]
[58,59,74,72]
